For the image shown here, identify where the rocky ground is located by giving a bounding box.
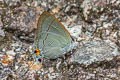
[0,0,120,80]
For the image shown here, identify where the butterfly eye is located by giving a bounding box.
[34,48,40,55]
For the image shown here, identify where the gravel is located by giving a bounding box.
[0,0,120,80]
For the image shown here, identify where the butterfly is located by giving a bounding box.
[33,11,78,60]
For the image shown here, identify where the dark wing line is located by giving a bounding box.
[34,14,47,48]
[41,31,67,42]
[42,17,55,51]
[49,23,66,37]
[42,11,71,37]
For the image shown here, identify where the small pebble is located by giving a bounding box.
[49,67,54,73]
[6,50,16,56]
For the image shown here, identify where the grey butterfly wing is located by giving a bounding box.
[34,12,72,59]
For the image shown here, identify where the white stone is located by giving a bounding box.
[69,25,82,39]
[6,50,16,56]
[0,27,5,37]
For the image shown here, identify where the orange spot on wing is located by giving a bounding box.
[34,48,40,55]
